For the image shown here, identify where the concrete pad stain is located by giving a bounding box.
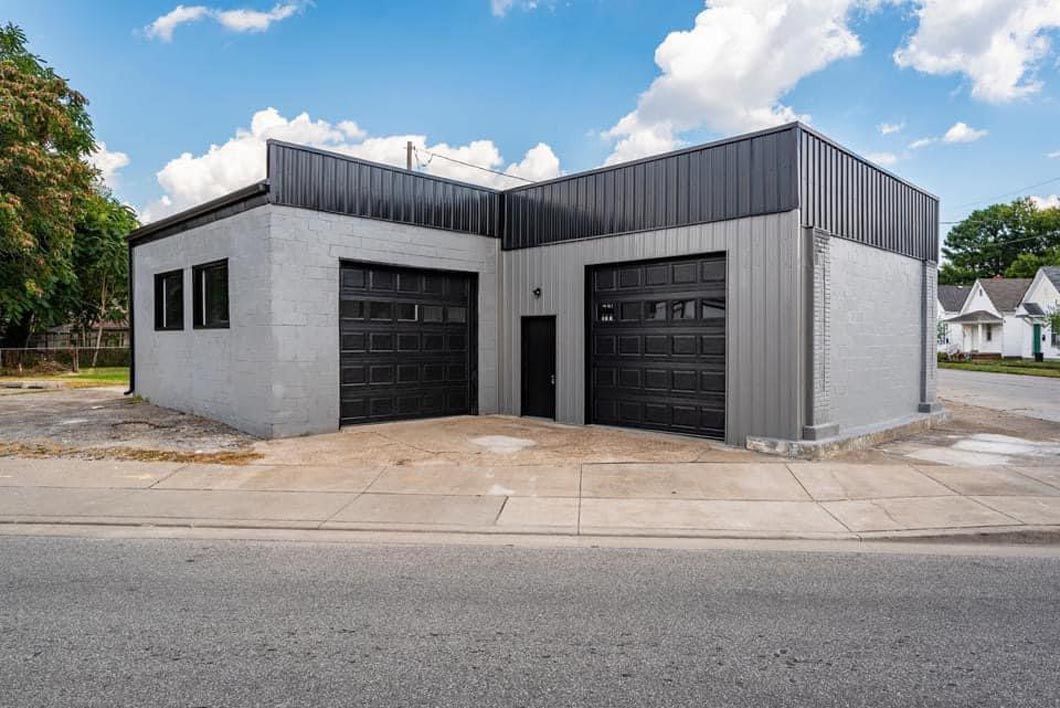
[469,436,537,454]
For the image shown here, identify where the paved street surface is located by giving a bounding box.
[1,535,1058,707]
[940,368,1060,423]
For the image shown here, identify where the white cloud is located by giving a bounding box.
[140,108,562,222]
[1030,194,1060,209]
[866,151,898,166]
[491,0,516,15]
[907,121,987,149]
[144,2,305,41]
[88,142,130,189]
[214,2,301,32]
[603,0,867,165]
[894,0,1060,103]
[942,121,988,143]
[877,121,904,135]
[1047,149,1060,158]
[491,0,546,17]
[145,5,210,41]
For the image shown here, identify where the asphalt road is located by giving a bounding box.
[1,536,1059,707]
[939,368,1060,423]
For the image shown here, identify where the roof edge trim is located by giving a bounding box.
[128,181,270,244]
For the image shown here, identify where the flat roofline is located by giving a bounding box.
[504,121,938,203]
[128,180,270,243]
[796,122,939,202]
[129,122,938,243]
[267,139,505,194]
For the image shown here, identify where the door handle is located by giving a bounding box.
[550,374,556,386]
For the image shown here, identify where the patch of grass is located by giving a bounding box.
[940,359,1060,379]
[0,366,129,387]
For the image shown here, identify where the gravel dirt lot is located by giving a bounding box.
[0,386,257,463]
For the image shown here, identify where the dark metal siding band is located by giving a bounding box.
[502,128,800,251]
[268,142,502,238]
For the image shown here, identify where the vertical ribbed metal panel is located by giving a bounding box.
[267,141,501,238]
[498,211,806,445]
[502,127,800,250]
[797,128,938,261]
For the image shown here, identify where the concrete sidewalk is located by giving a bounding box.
[2,456,1059,541]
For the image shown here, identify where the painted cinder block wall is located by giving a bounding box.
[133,204,501,438]
[266,205,501,437]
[132,206,276,436]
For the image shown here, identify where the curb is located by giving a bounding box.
[1,517,1058,546]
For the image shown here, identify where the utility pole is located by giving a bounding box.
[406,141,413,172]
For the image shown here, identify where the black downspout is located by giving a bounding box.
[124,243,135,395]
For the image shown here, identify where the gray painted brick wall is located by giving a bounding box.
[133,206,275,436]
[827,237,923,431]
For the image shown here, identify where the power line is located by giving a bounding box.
[950,175,1060,210]
[412,147,533,184]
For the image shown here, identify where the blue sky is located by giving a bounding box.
[6,0,1060,232]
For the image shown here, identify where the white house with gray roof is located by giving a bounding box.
[946,277,1032,357]
[1015,266,1060,360]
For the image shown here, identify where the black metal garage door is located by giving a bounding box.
[589,254,726,439]
[339,262,476,425]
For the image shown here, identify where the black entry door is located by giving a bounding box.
[521,316,556,419]
[589,254,726,439]
[339,262,476,425]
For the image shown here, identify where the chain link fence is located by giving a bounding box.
[0,347,130,375]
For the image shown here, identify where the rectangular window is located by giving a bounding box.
[421,305,444,322]
[154,269,184,331]
[1052,328,1059,348]
[192,260,229,329]
[369,301,393,321]
[597,303,615,322]
[396,303,418,321]
[985,326,992,342]
[645,301,667,320]
[671,299,696,320]
[446,306,467,323]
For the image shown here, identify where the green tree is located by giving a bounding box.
[69,191,138,365]
[939,198,1060,285]
[1004,246,1060,278]
[0,23,96,344]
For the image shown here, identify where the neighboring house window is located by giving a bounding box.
[1053,327,1060,348]
[154,269,184,331]
[192,259,229,329]
[985,326,992,342]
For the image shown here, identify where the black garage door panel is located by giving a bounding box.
[340,262,475,425]
[589,254,726,439]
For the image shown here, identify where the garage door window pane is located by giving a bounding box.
[340,301,364,319]
[645,301,667,320]
[369,302,393,320]
[422,305,443,322]
[700,297,725,320]
[620,302,640,321]
[671,299,696,320]
[396,303,417,321]
[447,306,467,323]
[598,303,615,322]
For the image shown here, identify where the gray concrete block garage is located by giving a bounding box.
[128,122,941,448]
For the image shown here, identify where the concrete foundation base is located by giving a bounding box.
[746,409,949,460]
[801,423,839,441]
